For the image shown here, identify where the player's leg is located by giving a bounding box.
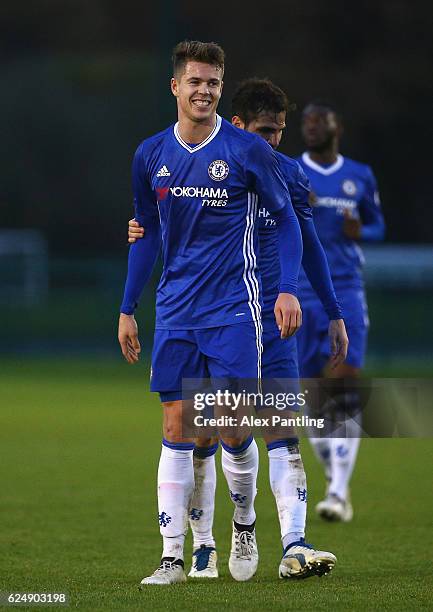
[262,322,336,578]
[315,362,362,522]
[316,289,368,522]
[220,434,259,581]
[267,437,306,544]
[198,322,261,581]
[261,327,307,548]
[140,330,204,586]
[265,434,336,578]
[188,437,219,578]
[296,305,333,486]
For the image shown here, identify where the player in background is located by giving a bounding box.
[128,79,348,580]
[297,102,385,521]
[119,42,305,585]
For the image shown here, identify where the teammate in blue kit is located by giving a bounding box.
[128,79,349,580]
[118,42,306,585]
[297,102,385,522]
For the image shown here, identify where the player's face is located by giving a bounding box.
[171,61,223,123]
[233,111,286,149]
[301,109,338,152]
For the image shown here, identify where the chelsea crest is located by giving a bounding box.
[208,160,229,181]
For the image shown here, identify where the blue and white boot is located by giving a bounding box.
[188,545,218,578]
[279,538,337,579]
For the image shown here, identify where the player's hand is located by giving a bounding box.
[128,218,145,243]
[274,293,302,339]
[118,313,141,364]
[342,209,362,240]
[328,319,349,368]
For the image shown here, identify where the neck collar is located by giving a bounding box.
[174,115,222,153]
[302,152,344,175]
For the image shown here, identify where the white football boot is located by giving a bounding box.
[139,558,186,586]
[316,493,353,522]
[188,545,218,578]
[279,539,337,579]
[228,524,258,581]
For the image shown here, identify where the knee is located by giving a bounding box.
[163,426,185,444]
[220,435,247,448]
[162,400,191,444]
[194,436,219,448]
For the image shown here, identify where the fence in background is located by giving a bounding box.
[0,230,49,304]
[1,241,432,365]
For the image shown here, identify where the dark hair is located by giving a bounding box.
[231,78,294,125]
[172,40,225,77]
[302,100,340,120]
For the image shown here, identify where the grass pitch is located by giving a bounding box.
[1,359,432,611]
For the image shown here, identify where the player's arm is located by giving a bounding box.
[119,144,161,364]
[245,138,303,338]
[273,206,303,338]
[343,167,385,241]
[292,165,348,366]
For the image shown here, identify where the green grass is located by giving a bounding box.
[1,359,432,611]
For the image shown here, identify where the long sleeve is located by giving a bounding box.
[290,163,342,319]
[359,166,385,242]
[273,205,303,296]
[300,215,342,319]
[119,144,161,314]
[120,222,161,314]
[244,137,303,295]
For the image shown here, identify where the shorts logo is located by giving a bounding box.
[208,160,229,181]
[342,179,357,196]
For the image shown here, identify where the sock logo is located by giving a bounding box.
[297,488,307,502]
[336,445,349,458]
[189,508,203,521]
[158,511,172,527]
[229,490,247,505]
[320,448,331,460]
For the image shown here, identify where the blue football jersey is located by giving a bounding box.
[258,151,312,318]
[297,153,385,296]
[132,115,293,330]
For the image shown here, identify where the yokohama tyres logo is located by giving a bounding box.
[170,186,228,198]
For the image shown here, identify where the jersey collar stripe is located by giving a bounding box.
[173,115,222,153]
[242,193,262,387]
[301,152,344,176]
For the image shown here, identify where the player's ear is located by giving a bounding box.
[232,115,246,129]
[171,77,179,97]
